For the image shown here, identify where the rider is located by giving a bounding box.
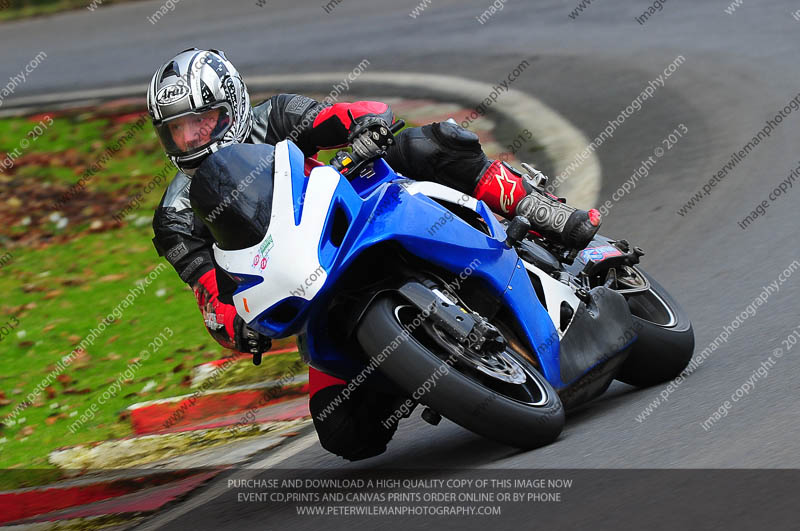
[148,48,600,460]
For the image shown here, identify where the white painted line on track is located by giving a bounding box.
[132,425,317,531]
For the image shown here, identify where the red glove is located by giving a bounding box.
[192,269,238,350]
[193,269,274,355]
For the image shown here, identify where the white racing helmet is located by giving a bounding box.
[146,48,253,175]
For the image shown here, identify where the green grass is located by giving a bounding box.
[201,352,306,391]
[0,0,145,22]
[0,224,302,474]
[0,107,302,480]
[0,109,176,247]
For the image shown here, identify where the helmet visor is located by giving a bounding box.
[154,104,232,157]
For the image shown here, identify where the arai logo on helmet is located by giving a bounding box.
[156,84,190,105]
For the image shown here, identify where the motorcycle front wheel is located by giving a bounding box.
[357,296,564,449]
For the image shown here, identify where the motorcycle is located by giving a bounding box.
[190,120,694,449]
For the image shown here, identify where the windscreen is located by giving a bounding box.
[190,143,276,250]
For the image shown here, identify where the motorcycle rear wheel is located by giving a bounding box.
[615,269,695,387]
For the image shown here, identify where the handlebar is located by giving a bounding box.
[388,120,405,135]
[330,114,406,175]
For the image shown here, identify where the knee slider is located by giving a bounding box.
[385,122,489,193]
[430,121,482,154]
[426,122,489,192]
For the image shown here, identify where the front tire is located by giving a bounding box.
[615,270,694,387]
[357,297,564,449]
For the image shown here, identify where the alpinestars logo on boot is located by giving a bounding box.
[495,164,520,214]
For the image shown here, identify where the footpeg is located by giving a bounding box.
[505,216,531,247]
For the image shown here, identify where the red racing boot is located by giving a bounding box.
[472,160,601,251]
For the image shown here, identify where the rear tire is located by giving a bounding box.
[357,296,564,449]
[615,270,694,387]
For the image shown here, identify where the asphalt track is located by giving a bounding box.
[3,0,800,528]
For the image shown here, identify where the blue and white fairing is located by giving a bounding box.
[213,140,591,389]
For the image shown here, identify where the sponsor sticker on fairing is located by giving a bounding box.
[578,245,624,264]
[259,234,274,255]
